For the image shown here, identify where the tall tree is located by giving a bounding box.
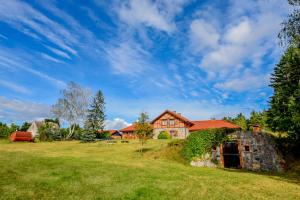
[134,112,153,155]
[279,0,300,46]
[20,122,31,131]
[233,113,248,131]
[52,82,91,139]
[267,46,300,140]
[0,122,10,138]
[84,90,105,132]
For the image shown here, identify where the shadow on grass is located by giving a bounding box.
[221,167,300,185]
[134,148,154,153]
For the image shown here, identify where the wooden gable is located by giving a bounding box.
[152,111,191,129]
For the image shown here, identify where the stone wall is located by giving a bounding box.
[230,131,283,172]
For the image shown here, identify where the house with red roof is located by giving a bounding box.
[120,110,240,139]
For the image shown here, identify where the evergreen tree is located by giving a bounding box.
[81,130,96,143]
[20,122,31,131]
[279,0,300,46]
[249,110,268,129]
[267,46,300,140]
[233,113,248,131]
[84,90,105,132]
[0,122,10,138]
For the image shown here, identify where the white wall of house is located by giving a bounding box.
[27,122,39,138]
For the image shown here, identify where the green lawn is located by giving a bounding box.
[0,140,299,200]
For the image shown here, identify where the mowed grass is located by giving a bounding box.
[0,140,299,200]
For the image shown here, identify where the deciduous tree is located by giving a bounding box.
[134,112,153,155]
[52,82,91,139]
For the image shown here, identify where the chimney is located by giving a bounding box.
[178,113,181,116]
[173,111,176,113]
[253,124,261,134]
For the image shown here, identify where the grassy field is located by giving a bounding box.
[0,139,299,200]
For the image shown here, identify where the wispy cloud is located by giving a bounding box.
[0,80,30,94]
[45,46,71,60]
[0,0,78,55]
[0,48,66,88]
[0,96,51,123]
[105,41,151,75]
[40,53,65,64]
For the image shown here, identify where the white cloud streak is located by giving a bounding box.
[0,96,51,123]
[0,80,30,94]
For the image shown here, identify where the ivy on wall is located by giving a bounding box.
[182,128,236,161]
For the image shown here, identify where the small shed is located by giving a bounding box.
[10,131,33,142]
[214,131,284,172]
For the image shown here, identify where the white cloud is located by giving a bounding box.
[45,46,71,60]
[224,19,252,44]
[0,80,30,94]
[0,0,78,55]
[214,72,270,92]
[105,118,131,130]
[118,0,174,32]
[105,41,151,75]
[40,53,65,64]
[117,0,190,33]
[194,2,286,78]
[190,19,220,51]
[0,96,51,123]
[0,49,66,88]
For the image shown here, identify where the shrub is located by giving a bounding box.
[97,131,111,139]
[158,131,171,139]
[182,128,231,161]
[38,123,60,141]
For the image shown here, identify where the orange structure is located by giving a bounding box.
[10,131,33,142]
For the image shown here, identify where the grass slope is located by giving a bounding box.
[0,140,299,200]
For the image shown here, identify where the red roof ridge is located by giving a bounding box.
[150,110,193,125]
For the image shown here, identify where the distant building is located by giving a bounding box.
[120,110,240,139]
[26,120,59,138]
[98,130,122,139]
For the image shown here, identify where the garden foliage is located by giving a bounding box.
[182,128,234,161]
[157,131,171,139]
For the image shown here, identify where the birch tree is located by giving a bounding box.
[52,82,91,139]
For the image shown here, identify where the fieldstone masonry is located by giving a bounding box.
[227,131,284,172]
[192,131,284,172]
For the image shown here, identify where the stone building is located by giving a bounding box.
[212,130,284,172]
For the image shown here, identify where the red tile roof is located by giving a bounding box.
[189,120,240,131]
[120,124,136,132]
[150,110,194,125]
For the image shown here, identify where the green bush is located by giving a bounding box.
[158,131,171,139]
[182,128,231,161]
[38,123,60,142]
[97,131,111,139]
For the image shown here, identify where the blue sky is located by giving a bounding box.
[0,0,290,129]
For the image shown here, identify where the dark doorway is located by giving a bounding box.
[223,141,240,168]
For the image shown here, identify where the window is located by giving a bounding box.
[162,119,167,126]
[244,146,250,151]
[169,119,175,126]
